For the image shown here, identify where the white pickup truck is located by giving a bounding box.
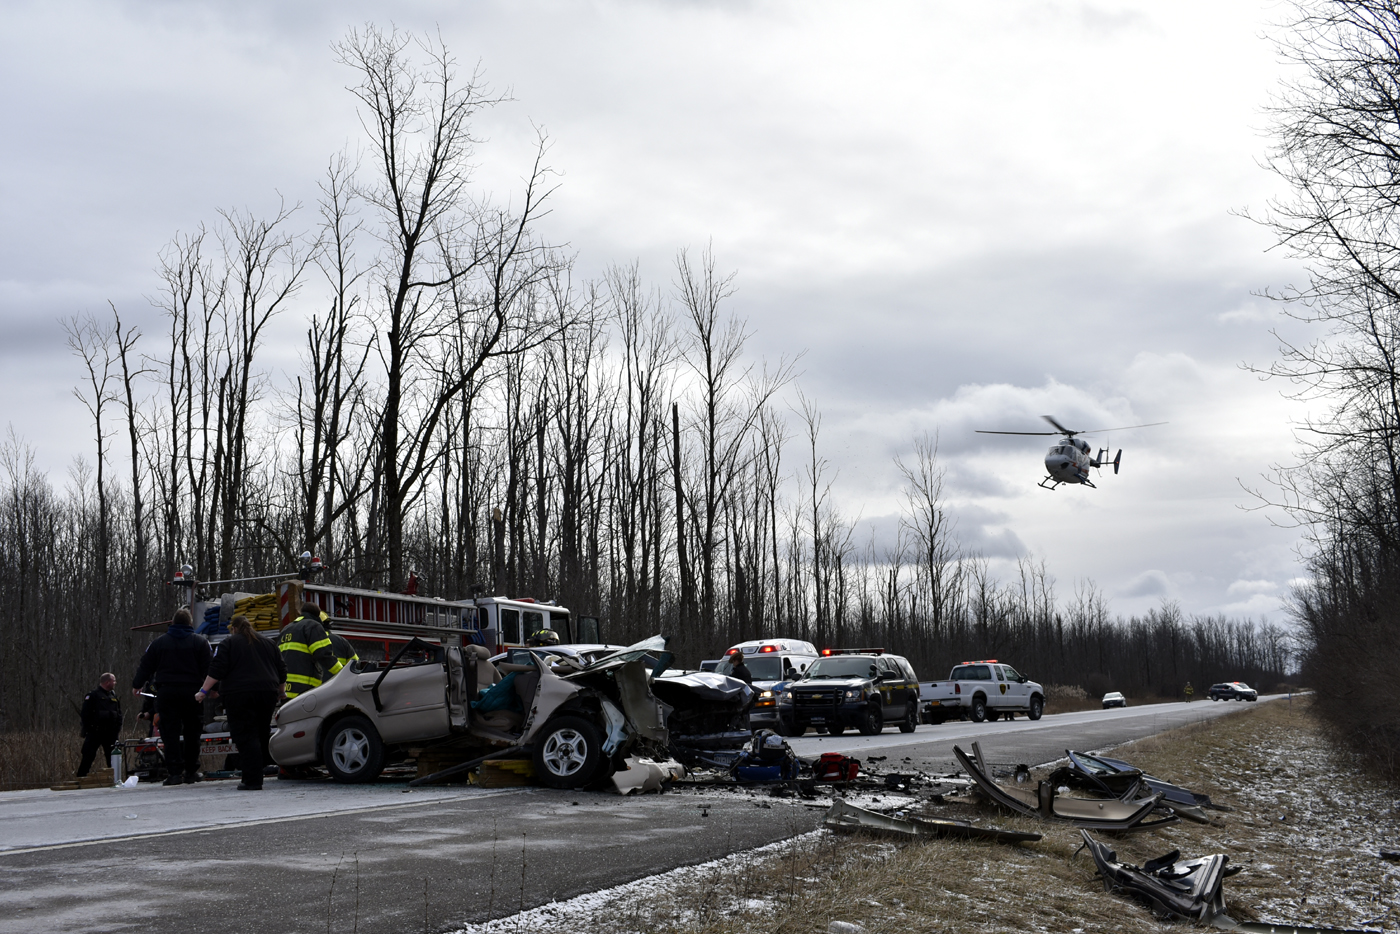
[919,660,1044,724]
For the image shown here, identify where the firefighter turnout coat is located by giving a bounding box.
[278,615,338,698]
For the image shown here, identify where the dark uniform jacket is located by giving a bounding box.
[132,623,212,689]
[208,633,287,695]
[80,686,122,738]
[279,615,338,697]
[329,632,359,676]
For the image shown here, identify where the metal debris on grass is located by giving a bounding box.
[955,742,1178,832]
[824,798,1042,845]
[1079,830,1374,934]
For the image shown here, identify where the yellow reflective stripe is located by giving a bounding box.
[308,638,332,653]
[329,659,345,675]
[285,673,323,687]
[280,641,312,654]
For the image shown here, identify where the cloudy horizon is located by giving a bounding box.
[0,0,1320,623]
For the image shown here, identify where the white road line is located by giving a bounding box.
[0,787,530,857]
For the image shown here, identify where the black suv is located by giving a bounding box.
[1208,681,1258,702]
[778,651,920,736]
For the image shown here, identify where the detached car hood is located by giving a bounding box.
[653,671,753,704]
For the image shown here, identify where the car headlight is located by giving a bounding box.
[759,690,774,699]
[780,691,793,703]
[844,689,860,699]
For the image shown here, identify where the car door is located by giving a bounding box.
[989,665,1015,710]
[875,657,904,718]
[1000,665,1029,708]
[356,654,451,744]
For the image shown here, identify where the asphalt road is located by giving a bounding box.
[0,695,1282,933]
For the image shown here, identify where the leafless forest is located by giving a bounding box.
[0,28,1292,733]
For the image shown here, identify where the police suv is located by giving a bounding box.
[777,648,920,736]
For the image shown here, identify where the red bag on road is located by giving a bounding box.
[815,752,860,781]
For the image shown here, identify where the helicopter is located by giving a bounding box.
[976,415,1166,490]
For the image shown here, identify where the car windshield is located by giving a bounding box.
[804,657,877,679]
[716,655,784,681]
[1235,682,1252,691]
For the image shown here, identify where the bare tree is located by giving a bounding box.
[337,26,562,589]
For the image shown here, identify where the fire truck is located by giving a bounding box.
[122,556,599,780]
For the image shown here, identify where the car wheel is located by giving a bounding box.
[968,696,988,723]
[1028,695,1044,721]
[858,705,883,735]
[532,716,603,789]
[899,705,917,734]
[322,716,386,784]
[825,723,845,736]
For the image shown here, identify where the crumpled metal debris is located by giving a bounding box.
[824,798,1041,844]
[610,756,685,795]
[1080,828,1234,922]
[1080,830,1372,934]
[1051,750,1228,823]
[954,743,1177,831]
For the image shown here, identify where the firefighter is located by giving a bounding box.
[278,601,339,699]
[1185,681,1194,703]
[131,606,211,785]
[526,628,561,648]
[326,620,359,677]
[77,672,122,777]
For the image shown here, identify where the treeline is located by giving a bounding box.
[1254,0,1400,781]
[0,26,1291,733]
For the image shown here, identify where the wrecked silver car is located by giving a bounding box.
[270,630,750,789]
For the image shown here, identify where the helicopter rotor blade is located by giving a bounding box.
[1076,421,1169,435]
[975,430,1060,436]
[1040,415,1076,435]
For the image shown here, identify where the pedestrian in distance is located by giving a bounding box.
[1185,681,1194,703]
[132,606,211,786]
[279,601,339,699]
[77,672,122,777]
[198,615,286,791]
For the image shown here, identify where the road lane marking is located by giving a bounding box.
[0,787,531,857]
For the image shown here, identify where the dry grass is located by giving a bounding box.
[462,697,1400,934]
[0,728,145,789]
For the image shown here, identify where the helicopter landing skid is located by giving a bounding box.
[1039,475,1095,490]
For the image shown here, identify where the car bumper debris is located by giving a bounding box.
[1050,750,1231,823]
[824,798,1041,844]
[955,742,1178,831]
[1080,831,1371,934]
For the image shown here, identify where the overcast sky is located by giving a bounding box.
[0,0,1316,621]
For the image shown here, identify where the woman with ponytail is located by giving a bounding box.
[198,615,287,790]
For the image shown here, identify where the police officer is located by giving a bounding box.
[77,672,122,777]
[131,607,211,785]
[278,601,339,699]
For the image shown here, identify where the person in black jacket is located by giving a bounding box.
[77,673,122,777]
[131,606,211,786]
[198,614,286,791]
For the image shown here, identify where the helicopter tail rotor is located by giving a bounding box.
[1113,449,1122,475]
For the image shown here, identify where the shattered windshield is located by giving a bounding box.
[804,657,877,679]
[716,655,783,681]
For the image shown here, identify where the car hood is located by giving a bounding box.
[651,671,753,707]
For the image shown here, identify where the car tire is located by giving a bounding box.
[533,716,604,789]
[1028,695,1044,721]
[858,705,883,736]
[322,716,386,784]
[825,723,844,736]
[968,696,988,723]
[899,705,917,734]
